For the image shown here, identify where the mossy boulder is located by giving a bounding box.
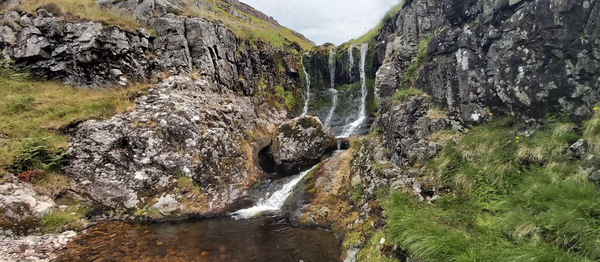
[272,116,336,176]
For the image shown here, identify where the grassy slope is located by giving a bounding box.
[360,115,600,262]
[13,0,313,50]
[0,65,148,175]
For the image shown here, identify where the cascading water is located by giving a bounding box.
[348,44,355,81]
[339,43,369,138]
[300,54,311,116]
[324,46,337,128]
[230,165,317,219]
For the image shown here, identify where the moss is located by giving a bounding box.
[401,35,434,85]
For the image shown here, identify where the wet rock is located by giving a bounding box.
[272,116,336,176]
[0,175,55,233]
[65,76,284,217]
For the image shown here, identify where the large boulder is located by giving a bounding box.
[65,76,285,218]
[272,116,336,176]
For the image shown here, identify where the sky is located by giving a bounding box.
[241,0,403,45]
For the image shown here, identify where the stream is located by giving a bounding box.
[58,216,339,262]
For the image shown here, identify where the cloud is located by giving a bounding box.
[241,0,402,45]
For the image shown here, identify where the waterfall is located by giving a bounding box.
[324,46,337,128]
[231,165,317,220]
[340,43,369,138]
[348,44,355,81]
[300,54,311,116]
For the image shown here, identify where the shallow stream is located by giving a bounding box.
[58,216,340,262]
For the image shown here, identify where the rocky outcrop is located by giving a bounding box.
[1,2,306,99]
[65,76,285,217]
[0,230,77,262]
[0,175,55,234]
[374,0,600,124]
[272,116,336,176]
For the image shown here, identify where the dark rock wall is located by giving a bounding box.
[372,0,600,165]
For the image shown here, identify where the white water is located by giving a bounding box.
[339,43,369,138]
[231,166,317,220]
[300,54,311,116]
[348,44,355,80]
[324,46,337,128]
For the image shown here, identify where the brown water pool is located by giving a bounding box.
[57,216,340,262]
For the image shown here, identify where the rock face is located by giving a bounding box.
[0,175,55,234]
[65,76,285,216]
[369,0,600,166]
[1,2,305,98]
[272,116,336,176]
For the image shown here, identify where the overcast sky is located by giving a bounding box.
[241,0,402,45]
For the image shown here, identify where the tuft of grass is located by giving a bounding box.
[34,172,71,197]
[351,183,364,202]
[392,88,425,102]
[0,60,149,173]
[18,0,144,33]
[584,110,600,155]
[41,205,87,234]
[383,117,599,261]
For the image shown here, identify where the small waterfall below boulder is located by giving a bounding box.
[339,43,369,138]
[324,46,337,128]
[230,165,317,219]
[300,54,311,117]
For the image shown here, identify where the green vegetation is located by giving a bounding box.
[0,60,149,175]
[351,183,364,202]
[41,205,87,233]
[349,3,404,44]
[17,0,145,33]
[175,174,201,193]
[274,85,298,111]
[400,35,434,84]
[182,0,312,50]
[381,116,600,261]
[392,88,425,102]
[7,136,67,175]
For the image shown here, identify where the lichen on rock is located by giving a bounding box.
[271,116,336,176]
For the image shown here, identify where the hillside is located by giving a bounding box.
[0,0,599,261]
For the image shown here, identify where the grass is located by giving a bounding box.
[381,117,600,261]
[400,35,434,84]
[0,61,149,174]
[392,88,425,102]
[17,0,145,33]
[41,205,87,233]
[348,3,404,44]
[181,0,312,50]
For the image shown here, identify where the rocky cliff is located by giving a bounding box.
[0,0,311,102]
